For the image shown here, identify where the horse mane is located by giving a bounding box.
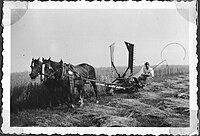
[49,60,62,69]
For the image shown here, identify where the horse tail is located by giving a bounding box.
[88,65,98,102]
[89,65,96,80]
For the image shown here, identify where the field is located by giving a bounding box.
[10,65,189,127]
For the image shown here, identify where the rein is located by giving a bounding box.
[43,63,63,80]
[41,62,86,82]
[37,63,60,82]
[42,62,73,80]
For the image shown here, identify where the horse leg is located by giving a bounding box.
[69,84,75,109]
[63,84,74,109]
[52,88,57,107]
[68,84,75,109]
[77,86,84,107]
[77,86,82,106]
[48,88,54,109]
[91,81,99,104]
[61,88,68,105]
[62,84,70,107]
[54,87,61,106]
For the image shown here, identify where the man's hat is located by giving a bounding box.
[144,62,149,66]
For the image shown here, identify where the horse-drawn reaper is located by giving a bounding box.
[29,41,170,108]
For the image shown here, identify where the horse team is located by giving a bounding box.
[29,57,99,109]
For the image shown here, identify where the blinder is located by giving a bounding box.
[68,70,73,75]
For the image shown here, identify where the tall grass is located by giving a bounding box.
[11,65,189,112]
[11,83,49,113]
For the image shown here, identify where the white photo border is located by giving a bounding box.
[2,1,198,135]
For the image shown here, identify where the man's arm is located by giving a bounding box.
[150,69,154,77]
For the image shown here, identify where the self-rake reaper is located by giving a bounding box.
[98,41,167,94]
[102,41,186,94]
[104,41,151,93]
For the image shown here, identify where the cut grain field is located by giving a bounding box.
[10,66,189,127]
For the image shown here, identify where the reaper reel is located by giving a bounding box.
[160,42,186,63]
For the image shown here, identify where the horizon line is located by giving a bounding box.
[11,64,189,73]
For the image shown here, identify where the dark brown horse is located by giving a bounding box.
[42,57,74,108]
[29,57,43,80]
[42,58,99,107]
[29,57,71,108]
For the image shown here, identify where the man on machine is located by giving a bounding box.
[137,62,154,87]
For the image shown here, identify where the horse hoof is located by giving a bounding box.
[47,107,52,110]
[80,103,84,107]
[71,104,75,109]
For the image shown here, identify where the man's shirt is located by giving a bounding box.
[143,66,154,77]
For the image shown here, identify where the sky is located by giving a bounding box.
[11,9,189,72]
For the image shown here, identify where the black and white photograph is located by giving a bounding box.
[2,1,198,135]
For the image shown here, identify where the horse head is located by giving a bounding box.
[29,57,42,79]
[42,57,63,79]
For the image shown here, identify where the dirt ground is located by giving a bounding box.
[11,74,189,127]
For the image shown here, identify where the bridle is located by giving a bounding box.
[32,60,78,82]
[31,60,71,82]
[42,62,64,80]
[30,62,43,76]
[31,61,50,81]
[43,62,80,81]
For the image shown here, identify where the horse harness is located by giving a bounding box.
[41,62,81,87]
